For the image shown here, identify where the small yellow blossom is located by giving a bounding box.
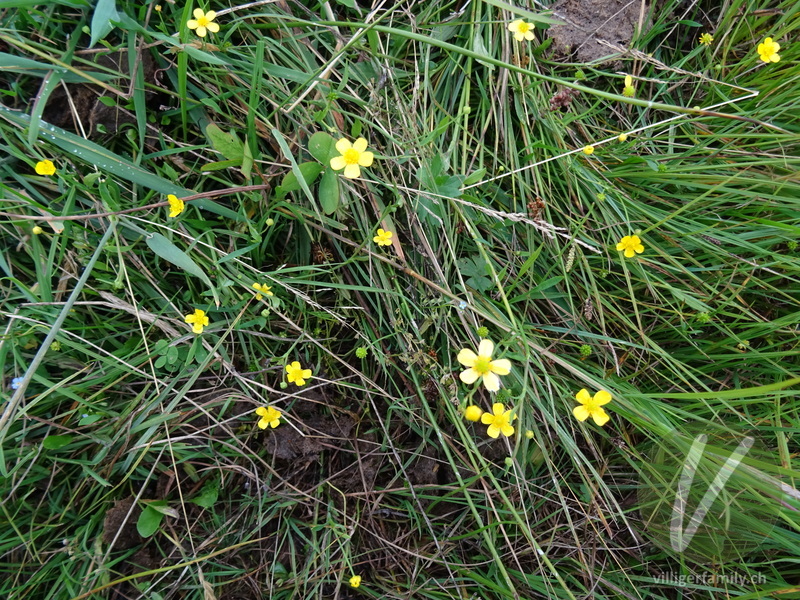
[32,226,44,235]
[464,405,484,422]
[35,160,56,176]
[508,19,535,42]
[373,228,393,246]
[349,575,362,588]
[167,194,185,217]
[480,402,516,438]
[757,37,780,63]
[616,234,645,258]
[525,429,534,439]
[185,308,209,334]
[618,133,628,142]
[187,8,219,37]
[457,339,512,392]
[154,4,162,11]
[255,406,281,429]
[573,388,612,426]
[252,283,273,300]
[286,361,312,386]
[330,137,374,179]
[699,33,713,46]
[622,75,635,97]
[583,145,594,155]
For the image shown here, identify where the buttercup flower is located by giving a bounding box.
[11,377,24,390]
[573,388,612,426]
[286,361,312,386]
[255,406,281,429]
[583,145,594,155]
[699,33,714,46]
[32,226,43,235]
[457,339,512,392]
[616,234,645,258]
[757,37,780,63]
[622,75,635,97]
[167,194,184,217]
[252,283,273,300]
[349,575,362,588]
[185,309,209,334]
[187,8,219,37]
[618,133,628,142]
[464,405,484,422]
[481,402,516,438]
[508,19,535,42]
[373,229,393,246]
[35,160,56,176]
[330,137,374,179]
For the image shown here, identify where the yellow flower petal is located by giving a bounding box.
[335,138,352,154]
[576,389,592,404]
[594,390,612,405]
[500,423,515,437]
[573,405,590,421]
[459,368,480,384]
[330,155,347,171]
[193,8,205,19]
[483,372,500,392]
[343,163,361,179]
[457,348,477,367]
[358,151,374,167]
[489,358,511,375]
[492,403,505,416]
[486,424,500,438]
[477,339,494,358]
[207,22,220,33]
[591,408,610,426]
[352,137,368,152]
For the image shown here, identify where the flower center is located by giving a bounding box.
[343,149,360,164]
[197,16,209,26]
[473,356,491,375]
[518,22,531,33]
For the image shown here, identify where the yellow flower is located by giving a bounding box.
[622,75,635,97]
[615,234,644,258]
[583,145,594,155]
[155,4,162,11]
[464,405,484,422]
[373,228,393,246]
[618,133,628,142]
[349,575,362,588]
[508,19,535,42]
[524,429,534,439]
[167,194,185,217]
[573,388,612,426]
[757,37,780,63]
[699,33,714,46]
[480,402,516,438]
[184,308,209,334]
[32,226,44,235]
[255,406,281,429]
[286,361,312,386]
[330,137,374,179]
[252,283,273,300]
[187,8,219,37]
[35,160,56,176]
[457,339,512,392]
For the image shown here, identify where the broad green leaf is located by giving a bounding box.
[201,159,241,172]
[206,123,244,161]
[463,168,487,186]
[90,0,120,47]
[190,482,219,508]
[308,131,338,164]
[279,162,324,195]
[137,504,164,538]
[319,168,340,214]
[145,233,219,306]
[42,435,73,450]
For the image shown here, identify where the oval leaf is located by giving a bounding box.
[137,505,164,538]
[42,435,73,450]
[308,131,338,164]
[319,168,340,215]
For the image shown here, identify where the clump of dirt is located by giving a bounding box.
[548,0,649,63]
[102,496,142,550]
